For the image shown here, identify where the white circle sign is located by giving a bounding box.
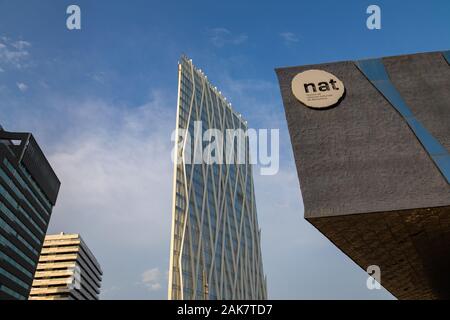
[291,69,345,109]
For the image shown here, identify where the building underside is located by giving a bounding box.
[309,206,450,299]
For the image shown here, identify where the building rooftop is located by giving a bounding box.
[180,55,248,126]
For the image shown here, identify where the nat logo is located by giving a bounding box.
[303,79,340,93]
[291,69,345,109]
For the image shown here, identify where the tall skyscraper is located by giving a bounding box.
[168,57,267,300]
[0,128,60,300]
[29,233,102,300]
[276,51,450,299]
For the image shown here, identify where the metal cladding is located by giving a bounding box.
[168,57,267,300]
[0,129,60,300]
[355,58,450,184]
[276,51,450,299]
[29,233,103,300]
[0,131,60,205]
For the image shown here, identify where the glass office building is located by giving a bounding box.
[0,128,60,300]
[29,233,103,300]
[168,57,267,300]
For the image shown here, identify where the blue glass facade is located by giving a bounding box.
[168,57,267,300]
[0,130,60,300]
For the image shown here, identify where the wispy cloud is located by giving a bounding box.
[141,268,163,291]
[0,61,394,300]
[0,36,31,69]
[20,89,176,299]
[16,82,28,92]
[208,28,248,47]
[218,75,285,130]
[89,71,108,84]
[279,32,299,45]
[11,40,31,50]
[101,285,120,295]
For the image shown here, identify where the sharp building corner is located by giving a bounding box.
[29,232,103,300]
[0,127,61,300]
[168,57,267,300]
[276,51,450,299]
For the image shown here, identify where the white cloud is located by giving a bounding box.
[101,285,120,295]
[89,71,107,84]
[33,89,176,298]
[0,68,395,300]
[280,32,299,45]
[49,98,172,232]
[141,268,163,291]
[208,28,248,47]
[11,40,31,50]
[16,82,28,92]
[0,36,31,69]
[218,75,287,130]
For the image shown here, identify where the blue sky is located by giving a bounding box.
[0,0,449,299]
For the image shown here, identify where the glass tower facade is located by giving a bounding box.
[168,57,267,300]
[0,129,60,300]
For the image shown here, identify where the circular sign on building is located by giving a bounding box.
[291,69,345,109]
